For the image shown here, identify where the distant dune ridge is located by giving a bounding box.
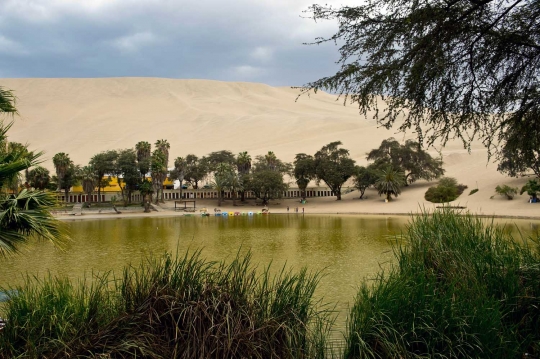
[1,77,535,217]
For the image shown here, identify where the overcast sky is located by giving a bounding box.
[0,0,355,86]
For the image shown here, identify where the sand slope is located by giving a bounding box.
[1,77,537,218]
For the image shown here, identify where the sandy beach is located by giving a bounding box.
[1,77,537,220]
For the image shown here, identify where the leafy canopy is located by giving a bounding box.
[313,141,356,200]
[302,1,540,155]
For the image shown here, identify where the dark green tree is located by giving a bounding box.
[367,138,444,185]
[89,150,118,204]
[78,165,96,205]
[26,166,51,190]
[184,154,208,189]
[376,166,405,202]
[302,1,540,156]
[114,149,140,206]
[236,151,252,202]
[151,149,167,204]
[135,141,151,179]
[247,154,290,205]
[293,153,316,199]
[520,179,540,201]
[353,165,378,199]
[204,150,236,172]
[170,156,187,199]
[313,141,356,200]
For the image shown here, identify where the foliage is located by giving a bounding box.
[211,162,235,206]
[236,151,252,202]
[184,154,208,189]
[135,141,151,178]
[375,166,405,201]
[26,166,50,190]
[204,150,236,172]
[425,177,467,203]
[89,150,118,204]
[0,251,331,358]
[114,149,140,206]
[78,165,96,204]
[469,188,479,196]
[170,156,187,197]
[138,179,153,213]
[302,1,540,157]
[495,185,519,200]
[150,149,167,204]
[352,165,378,199]
[52,153,78,202]
[0,91,66,255]
[344,210,540,359]
[367,138,444,185]
[313,141,356,200]
[247,153,290,205]
[520,179,540,199]
[294,153,316,198]
[497,107,540,177]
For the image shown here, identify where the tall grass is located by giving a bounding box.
[0,250,333,358]
[344,210,540,359]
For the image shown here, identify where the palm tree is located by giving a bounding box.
[265,151,278,171]
[236,151,251,202]
[0,119,66,255]
[375,166,405,201]
[212,163,233,207]
[26,166,51,190]
[155,139,170,202]
[0,86,17,114]
[151,150,167,204]
[172,156,187,199]
[53,152,72,191]
[79,165,96,205]
[135,141,151,178]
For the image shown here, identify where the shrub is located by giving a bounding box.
[344,210,540,359]
[469,188,479,196]
[424,177,467,203]
[0,251,331,358]
[495,184,519,200]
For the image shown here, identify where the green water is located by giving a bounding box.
[1,214,539,333]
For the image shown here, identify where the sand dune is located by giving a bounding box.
[1,77,537,218]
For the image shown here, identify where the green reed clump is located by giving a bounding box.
[344,210,540,359]
[0,250,332,358]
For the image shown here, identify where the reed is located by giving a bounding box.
[0,250,333,358]
[344,210,540,359]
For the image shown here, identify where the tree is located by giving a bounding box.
[155,139,170,202]
[139,179,153,213]
[151,149,167,204]
[114,149,140,206]
[236,151,252,202]
[313,141,356,200]
[293,153,316,199]
[78,165,96,205]
[135,141,151,179]
[211,163,234,206]
[53,153,78,203]
[353,166,378,199]
[170,156,187,199]
[497,110,540,177]
[184,154,208,189]
[375,166,405,202]
[0,90,66,255]
[424,177,467,203]
[247,154,290,205]
[302,1,540,156]
[89,150,118,204]
[367,138,444,186]
[26,166,51,190]
[520,179,540,201]
[205,150,236,172]
[52,152,72,192]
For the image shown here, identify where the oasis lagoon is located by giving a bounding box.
[1,214,539,332]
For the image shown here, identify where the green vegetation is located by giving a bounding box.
[293,153,316,199]
[247,151,290,205]
[469,188,479,196]
[495,184,519,200]
[0,251,331,358]
[521,179,540,201]
[425,177,467,203]
[344,210,540,358]
[1,89,66,255]
[352,166,377,199]
[367,138,444,185]
[375,166,405,201]
[302,1,539,166]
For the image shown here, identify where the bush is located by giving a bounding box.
[495,184,519,200]
[344,210,540,359]
[424,177,467,203]
[0,251,331,358]
[469,188,479,196]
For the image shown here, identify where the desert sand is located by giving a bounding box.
[2,77,538,219]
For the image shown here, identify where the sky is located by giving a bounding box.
[0,0,354,86]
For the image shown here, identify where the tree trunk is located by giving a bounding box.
[144,194,151,213]
[387,192,392,201]
[64,188,69,207]
[98,186,102,204]
[240,190,245,202]
[218,192,222,207]
[232,191,237,206]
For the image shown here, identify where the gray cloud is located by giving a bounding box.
[0,0,354,86]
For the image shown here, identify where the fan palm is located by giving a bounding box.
[135,141,151,178]
[376,166,405,201]
[0,121,66,255]
[236,151,251,202]
[52,152,72,191]
[79,165,96,205]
